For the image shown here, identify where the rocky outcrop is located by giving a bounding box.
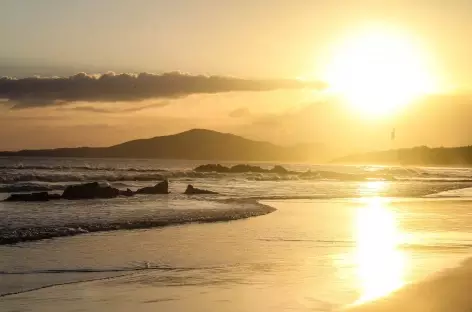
[3,181,170,202]
[194,164,230,173]
[49,193,62,200]
[270,165,289,174]
[184,185,218,195]
[194,164,293,174]
[135,180,169,194]
[62,182,120,200]
[119,188,134,197]
[5,192,61,202]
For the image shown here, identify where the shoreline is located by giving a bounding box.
[0,199,276,245]
[1,199,471,311]
[5,194,472,246]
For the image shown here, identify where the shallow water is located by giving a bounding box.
[2,158,472,311]
[2,198,472,311]
[2,157,472,245]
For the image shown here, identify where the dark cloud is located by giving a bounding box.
[65,101,169,114]
[0,71,326,109]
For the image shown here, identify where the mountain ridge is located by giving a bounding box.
[0,129,323,162]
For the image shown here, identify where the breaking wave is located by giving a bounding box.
[0,171,230,185]
[0,182,63,193]
[0,164,167,172]
[0,199,275,245]
[0,172,165,183]
[1,170,472,193]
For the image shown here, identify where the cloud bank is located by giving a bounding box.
[0,71,326,109]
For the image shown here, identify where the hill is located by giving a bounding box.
[0,129,324,161]
[334,145,472,166]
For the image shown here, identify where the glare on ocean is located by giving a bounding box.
[352,181,408,304]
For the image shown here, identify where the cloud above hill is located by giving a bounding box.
[0,71,326,109]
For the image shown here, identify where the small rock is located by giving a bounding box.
[270,165,289,174]
[119,188,134,197]
[5,192,58,202]
[62,182,120,200]
[184,184,218,195]
[135,180,169,194]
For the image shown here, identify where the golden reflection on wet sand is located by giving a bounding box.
[354,182,407,304]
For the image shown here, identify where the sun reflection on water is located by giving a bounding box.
[358,180,388,197]
[354,187,407,304]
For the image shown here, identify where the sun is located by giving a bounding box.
[323,27,437,116]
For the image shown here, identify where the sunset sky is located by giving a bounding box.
[1,0,472,155]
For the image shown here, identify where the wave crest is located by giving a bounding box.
[0,200,275,245]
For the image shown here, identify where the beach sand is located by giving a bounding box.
[1,198,472,312]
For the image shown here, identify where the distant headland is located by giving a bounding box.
[0,129,323,162]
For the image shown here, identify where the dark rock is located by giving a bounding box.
[48,193,62,200]
[119,188,134,197]
[194,164,230,173]
[270,165,289,174]
[184,184,218,195]
[135,180,169,194]
[62,182,120,199]
[4,192,60,202]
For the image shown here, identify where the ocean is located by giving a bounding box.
[2,157,472,311]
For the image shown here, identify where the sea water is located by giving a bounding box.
[1,157,472,311]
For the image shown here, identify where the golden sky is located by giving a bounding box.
[1,1,472,154]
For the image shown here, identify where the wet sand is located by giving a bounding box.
[1,199,471,312]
